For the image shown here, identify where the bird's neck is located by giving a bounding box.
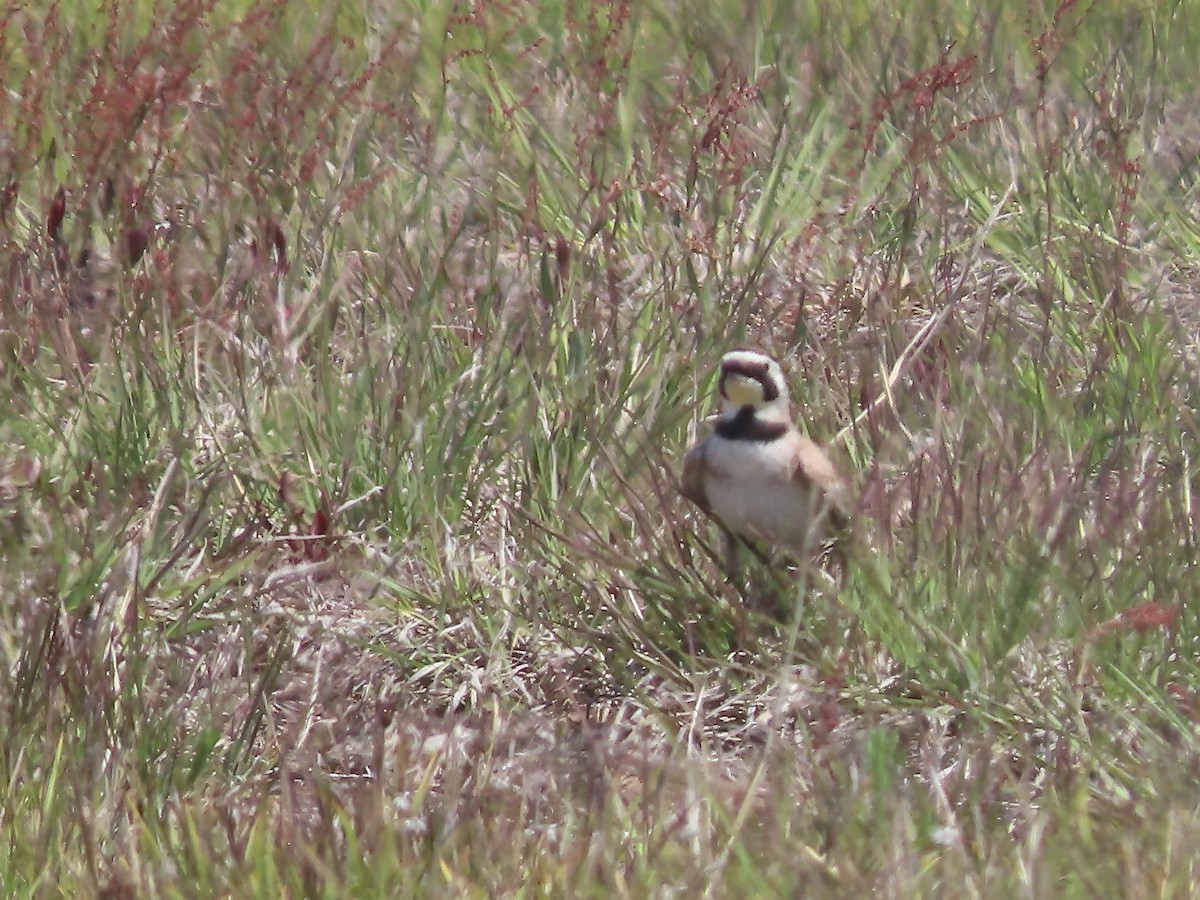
[716,402,790,442]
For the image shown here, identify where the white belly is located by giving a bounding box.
[703,438,828,553]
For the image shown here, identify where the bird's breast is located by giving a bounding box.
[705,435,796,480]
[701,437,827,552]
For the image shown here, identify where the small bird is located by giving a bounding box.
[681,349,850,574]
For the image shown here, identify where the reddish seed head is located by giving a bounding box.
[47,187,67,244]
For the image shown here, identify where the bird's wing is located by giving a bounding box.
[787,433,852,528]
[680,439,711,513]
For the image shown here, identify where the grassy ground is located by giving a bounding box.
[2,0,1200,895]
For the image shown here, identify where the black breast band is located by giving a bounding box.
[715,406,788,442]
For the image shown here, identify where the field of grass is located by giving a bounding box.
[3,0,1200,895]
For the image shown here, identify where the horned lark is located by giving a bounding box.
[681,349,850,569]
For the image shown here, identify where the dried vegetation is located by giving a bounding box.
[2,0,1200,895]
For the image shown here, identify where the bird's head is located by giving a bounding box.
[717,349,791,422]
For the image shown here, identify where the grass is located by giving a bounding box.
[3,0,1200,895]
